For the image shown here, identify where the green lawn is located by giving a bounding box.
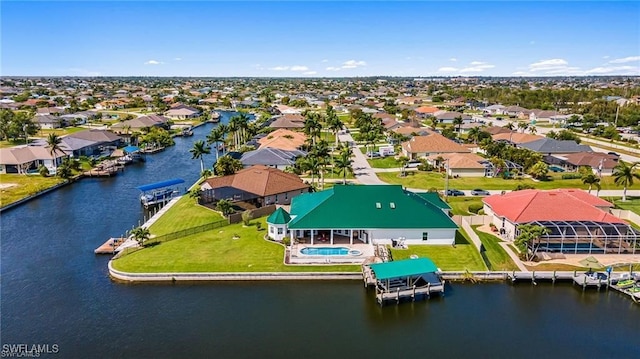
[473,226,519,271]
[390,230,486,271]
[148,195,225,236]
[0,174,66,208]
[368,156,401,169]
[446,197,484,215]
[613,197,640,215]
[112,217,359,273]
[0,139,30,148]
[377,171,637,191]
[38,127,87,136]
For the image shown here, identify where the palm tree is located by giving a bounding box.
[188,189,202,203]
[189,140,211,174]
[304,112,322,146]
[613,161,640,201]
[130,226,150,247]
[333,150,353,184]
[206,127,225,163]
[325,105,343,147]
[227,116,240,149]
[453,116,463,133]
[398,156,410,177]
[581,173,601,194]
[503,122,515,131]
[518,122,529,133]
[528,126,537,135]
[303,155,321,187]
[217,199,233,216]
[46,133,63,172]
[467,127,481,144]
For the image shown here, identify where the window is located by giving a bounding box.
[285,193,288,200]
[277,228,283,234]
[270,227,274,234]
[390,202,396,209]
[376,202,381,209]
[422,232,428,241]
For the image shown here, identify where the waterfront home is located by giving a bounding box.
[0,145,68,174]
[271,185,458,245]
[401,132,470,160]
[240,147,306,170]
[258,129,307,151]
[268,114,305,130]
[483,189,639,255]
[110,115,170,134]
[164,104,200,119]
[30,129,124,158]
[200,165,310,207]
[546,152,618,176]
[518,138,592,156]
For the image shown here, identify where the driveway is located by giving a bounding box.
[337,131,386,185]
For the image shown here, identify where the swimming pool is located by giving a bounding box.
[300,247,362,256]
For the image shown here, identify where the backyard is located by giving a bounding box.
[390,230,486,271]
[0,174,66,208]
[112,217,360,273]
[446,197,484,215]
[473,226,520,271]
[147,195,225,236]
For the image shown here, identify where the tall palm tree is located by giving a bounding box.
[518,122,529,133]
[581,173,601,194]
[304,112,322,146]
[46,133,63,172]
[190,140,211,174]
[217,199,233,216]
[206,127,225,163]
[453,116,463,133]
[325,105,343,147]
[528,126,537,135]
[227,117,240,149]
[613,161,640,201]
[303,155,321,187]
[467,127,481,144]
[333,150,353,184]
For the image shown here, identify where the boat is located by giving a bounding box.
[616,279,636,289]
[136,178,185,208]
[210,111,221,123]
[116,155,133,165]
[181,127,194,136]
[628,286,640,293]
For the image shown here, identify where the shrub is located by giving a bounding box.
[478,209,485,215]
[468,203,484,214]
[514,183,535,191]
[241,210,253,226]
[38,165,49,177]
[256,222,262,231]
[282,237,291,246]
[561,173,582,180]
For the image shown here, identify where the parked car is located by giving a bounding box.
[404,160,420,168]
[471,189,490,196]
[608,152,619,157]
[446,189,465,196]
[366,152,381,158]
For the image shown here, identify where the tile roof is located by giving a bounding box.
[111,115,169,130]
[258,129,307,151]
[483,189,622,224]
[484,126,513,135]
[401,133,471,154]
[491,132,543,144]
[67,129,122,143]
[269,114,305,128]
[415,106,440,114]
[201,165,309,197]
[241,147,306,167]
[288,185,458,229]
[561,152,618,169]
[426,152,486,169]
[393,127,431,136]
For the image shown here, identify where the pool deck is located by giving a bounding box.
[289,242,374,264]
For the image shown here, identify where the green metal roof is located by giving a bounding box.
[266,207,291,224]
[415,192,451,210]
[287,185,458,230]
[369,258,438,280]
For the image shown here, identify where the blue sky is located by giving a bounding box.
[2,1,639,77]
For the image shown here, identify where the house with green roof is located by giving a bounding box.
[269,185,458,246]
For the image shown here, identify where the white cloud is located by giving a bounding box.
[449,58,457,62]
[326,66,341,71]
[609,56,640,64]
[144,60,163,65]
[469,61,484,66]
[342,60,367,69]
[174,57,182,61]
[437,67,458,73]
[303,71,317,75]
[602,55,610,59]
[585,65,638,74]
[528,58,568,71]
[321,59,329,63]
[290,65,309,72]
[268,66,290,71]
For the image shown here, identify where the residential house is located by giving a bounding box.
[268,114,305,130]
[0,145,68,174]
[483,189,638,254]
[34,115,63,129]
[434,111,471,124]
[36,107,65,116]
[373,113,402,131]
[59,129,123,157]
[110,115,170,134]
[401,132,470,160]
[258,129,307,151]
[503,106,530,118]
[165,104,201,119]
[426,152,488,177]
[200,165,310,207]
[271,185,458,245]
[491,132,543,145]
[547,152,618,176]
[518,138,592,156]
[529,110,560,122]
[414,106,440,118]
[240,147,306,170]
[483,104,505,115]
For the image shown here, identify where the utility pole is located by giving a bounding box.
[444,159,449,201]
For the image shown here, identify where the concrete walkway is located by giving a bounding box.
[337,131,386,185]
[116,196,183,251]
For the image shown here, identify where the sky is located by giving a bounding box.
[1,1,639,77]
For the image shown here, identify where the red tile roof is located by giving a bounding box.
[483,189,622,224]
[201,165,309,197]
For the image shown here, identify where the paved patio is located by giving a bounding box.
[289,242,374,265]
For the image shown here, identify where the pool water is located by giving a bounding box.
[301,247,350,256]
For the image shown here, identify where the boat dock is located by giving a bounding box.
[84,161,124,177]
[95,237,127,254]
[365,258,445,305]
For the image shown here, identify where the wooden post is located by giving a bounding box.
[412,285,416,301]
[396,288,400,304]
[552,270,556,283]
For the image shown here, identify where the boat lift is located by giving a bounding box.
[136,178,185,208]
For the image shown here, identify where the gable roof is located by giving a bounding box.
[561,152,618,169]
[66,129,122,143]
[269,114,305,128]
[201,165,309,197]
[288,185,458,229]
[519,138,592,153]
[426,152,486,169]
[401,133,470,154]
[483,189,621,224]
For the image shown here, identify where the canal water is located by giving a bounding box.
[1,112,639,358]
